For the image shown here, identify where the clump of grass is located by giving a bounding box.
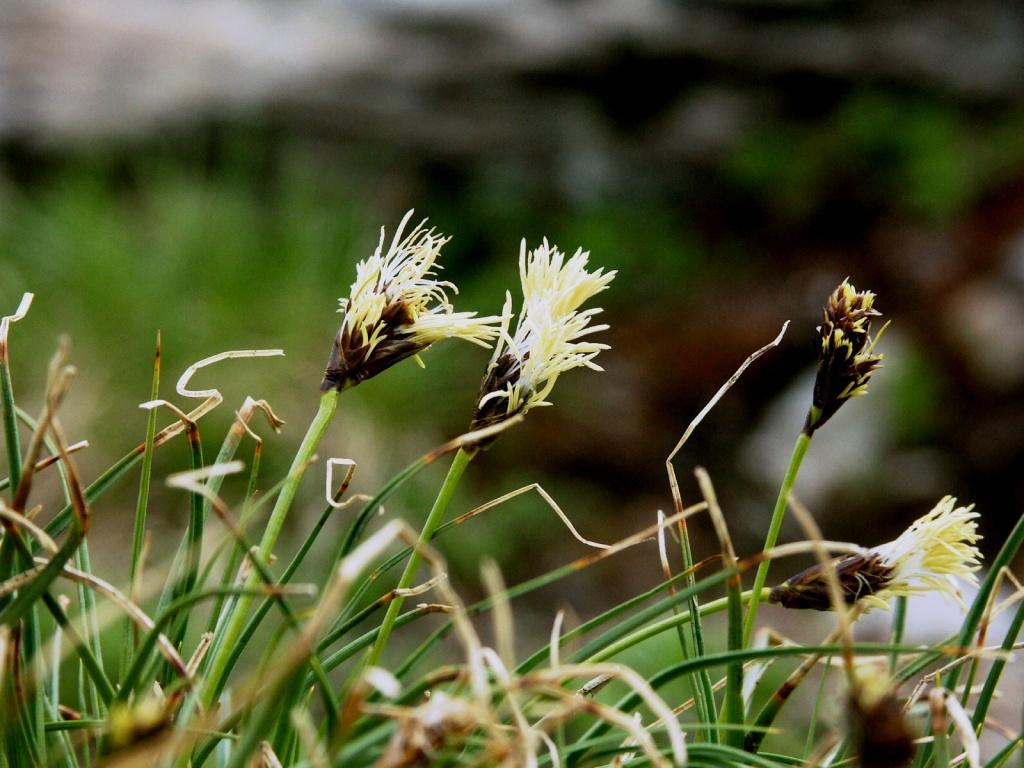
[0,217,1018,768]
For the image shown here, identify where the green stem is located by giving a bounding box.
[74,545,105,719]
[677,521,718,744]
[0,355,23,491]
[745,630,837,753]
[933,701,949,768]
[573,642,923,763]
[206,441,263,634]
[0,353,23,608]
[913,508,1024,768]
[586,589,763,664]
[366,446,474,667]
[163,422,204,674]
[743,430,812,645]
[200,388,339,708]
[972,592,1024,729]
[211,442,441,696]
[948,507,1024,692]
[890,596,907,674]
[723,571,745,748]
[123,337,160,677]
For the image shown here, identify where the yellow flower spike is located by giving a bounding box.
[770,496,982,612]
[470,239,616,432]
[320,210,503,391]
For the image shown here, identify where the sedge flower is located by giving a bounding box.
[848,669,915,768]
[469,239,616,433]
[320,210,502,391]
[805,278,885,434]
[769,496,981,611]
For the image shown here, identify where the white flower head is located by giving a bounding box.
[321,210,502,390]
[868,495,981,608]
[770,496,981,612]
[470,239,616,432]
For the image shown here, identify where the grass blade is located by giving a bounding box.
[122,332,161,677]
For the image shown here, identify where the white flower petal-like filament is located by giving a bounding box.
[472,239,615,428]
[322,210,503,390]
[870,495,981,607]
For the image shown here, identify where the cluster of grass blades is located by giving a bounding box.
[0,267,1020,768]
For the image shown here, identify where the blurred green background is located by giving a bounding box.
[2,3,1024,741]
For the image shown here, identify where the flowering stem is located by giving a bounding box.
[367,446,475,667]
[201,388,339,708]
[742,429,813,646]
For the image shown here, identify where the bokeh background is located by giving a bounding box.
[2,0,1024,743]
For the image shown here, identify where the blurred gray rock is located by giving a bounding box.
[3,0,1023,165]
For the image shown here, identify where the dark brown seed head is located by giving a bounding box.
[806,279,884,434]
[768,552,895,611]
[320,299,425,391]
[468,351,526,441]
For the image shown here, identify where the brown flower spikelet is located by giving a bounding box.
[806,279,884,434]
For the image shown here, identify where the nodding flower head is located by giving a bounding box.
[320,211,503,391]
[769,496,981,612]
[806,279,885,434]
[469,240,615,438]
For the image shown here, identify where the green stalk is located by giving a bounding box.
[677,521,718,743]
[914,509,1024,768]
[909,507,1024,768]
[321,604,455,673]
[743,430,812,645]
[517,569,715,673]
[802,652,832,758]
[201,389,338,709]
[890,596,907,674]
[571,641,924,764]
[0,350,22,490]
[0,346,23,604]
[206,441,263,633]
[211,441,442,694]
[123,333,160,677]
[972,594,1024,729]
[73,545,105,720]
[163,488,340,729]
[42,451,143,542]
[745,630,838,753]
[984,735,1022,768]
[699,466,744,748]
[45,613,76,768]
[139,419,204,690]
[165,422,204,662]
[722,567,745,749]
[933,700,949,768]
[118,587,288,701]
[20,615,46,765]
[366,446,474,667]
[948,508,1024,692]
[0,526,115,705]
[339,566,739,705]
[585,589,759,664]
